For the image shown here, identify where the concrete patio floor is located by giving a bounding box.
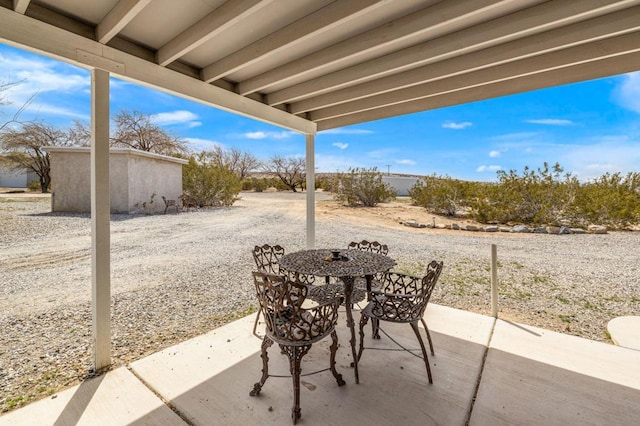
[1,304,639,425]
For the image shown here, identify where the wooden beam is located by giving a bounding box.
[316,50,640,130]
[237,0,522,95]
[308,31,640,121]
[96,0,152,44]
[200,0,386,83]
[291,6,640,113]
[156,0,266,67]
[0,6,316,134]
[269,0,640,107]
[312,32,640,121]
[12,0,30,14]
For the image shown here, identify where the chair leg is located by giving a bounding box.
[252,310,262,335]
[329,330,345,386]
[357,314,369,363]
[372,318,380,339]
[410,321,433,384]
[282,344,311,425]
[250,337,273,396]
[421,317,435,356]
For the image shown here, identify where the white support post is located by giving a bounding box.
[91,68,111,370]
[305,134,315,249]
[491,244,498,318]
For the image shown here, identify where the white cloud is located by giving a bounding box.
[150,110,200,126]
[0,50,90,121]
[557,137,640,180]
[442,121,472,129]
[244,130,293,139]
[525,118,574,126]
[396,159,416,165]
[25,103,89,121]
[366,148,396,159]
[489,150,501,158]
[319,127,374,135]
[332,142,348,150]
[489,132,539,141]
[476,165,502,173]
[0,52,88,103]
[614,71,640,113]
[183,137,223,151]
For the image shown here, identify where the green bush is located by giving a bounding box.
[334,167,396,207]
[182,155,242,207]
[409,174,475,216]
[27,180,41,192]
[469,163,578,225]
[566,172,640,228]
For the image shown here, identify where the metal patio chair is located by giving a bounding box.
[357,260,443,384]
[249,271,345,424]
[251,244,315,334]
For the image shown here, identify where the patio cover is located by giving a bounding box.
[1,0,639,369]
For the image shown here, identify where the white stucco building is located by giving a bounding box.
[47,147,187,214]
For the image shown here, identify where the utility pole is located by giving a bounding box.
[386,164,391,175]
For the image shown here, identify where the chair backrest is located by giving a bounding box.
[347,240,389,255]
[252,244,285,275]
[253,271,338,343]
[252,244,316,285]
[379,260,443,319]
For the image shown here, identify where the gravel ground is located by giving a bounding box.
[1,191,639,413]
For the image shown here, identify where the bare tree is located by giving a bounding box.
[110,110,189,155]
[0,80,35,132]
[229,147,261,180]
[263,155,306,192]
[203,146,261,179]
[1,122,84,192]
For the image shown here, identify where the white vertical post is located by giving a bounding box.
[491,244,498,318]
[91,68,111,370]
[305,134,315,249]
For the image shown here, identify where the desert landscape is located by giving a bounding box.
[1,190,639,413]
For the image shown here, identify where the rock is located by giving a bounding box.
[499,226,512,232]
[546,226,561,235]
[534,227,547,234]
[451,223,460,230]
[435,224,447,229]
[560,226,572,234]
[570,228,586,234]
[588,225,608,234]
[484,225,499,232]
[512,225,530,233]
[402,220,425,228]
[463,224,479,231]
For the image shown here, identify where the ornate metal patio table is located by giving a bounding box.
[279,249,396,384]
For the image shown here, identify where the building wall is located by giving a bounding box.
[0,167,27,187]
[382,176,421,196]
[0,167,38,188]
[47,147,186,213]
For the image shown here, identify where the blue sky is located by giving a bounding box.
[1,42,639,182]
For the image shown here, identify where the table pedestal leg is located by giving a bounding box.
[342,276,359,384]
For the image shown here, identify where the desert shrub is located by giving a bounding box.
[469,162,578,225]
[182,155,241,207]
[27,180,41,192]
[566,172,640,228]
[242,177,268,192]
[315,175,337,192]
[409,174,475,216]
[334,167,396,207]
